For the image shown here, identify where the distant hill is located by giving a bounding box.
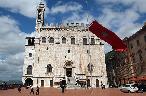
[6,80,23,85]
[0,80,22,85]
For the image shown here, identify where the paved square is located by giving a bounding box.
[0,88,145,96]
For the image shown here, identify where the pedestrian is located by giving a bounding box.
[36,86,39,95]
[60,79,66,93]
[68,78,70,83]
[101,82,105,89]
[30,87,34,95]
[18,85,21,93]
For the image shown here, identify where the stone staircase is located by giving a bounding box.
[66,77,80,89]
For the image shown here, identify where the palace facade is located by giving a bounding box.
[22,2,108,88]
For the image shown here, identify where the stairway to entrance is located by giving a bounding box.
[66,77,80,89]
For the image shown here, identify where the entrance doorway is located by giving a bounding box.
[66,68,72,77]
[25,78,33,86]
[50,80,53,87]
[96,79,99,87]
[41,80,44,87]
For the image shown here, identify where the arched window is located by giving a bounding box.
[49,37,54,43]
[91,38,95,45]
[27,65,32,75]
[29,53,32,57]
[87,63,93,72]
[62,37,66,44]
[42,37,46,43]
[83,38,87,45]
[71,37,75,44]
[47,64,52,73]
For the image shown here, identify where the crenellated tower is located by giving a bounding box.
[36,2,45,28]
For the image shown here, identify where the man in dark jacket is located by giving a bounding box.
[60,79,66,93]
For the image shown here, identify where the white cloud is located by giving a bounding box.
[0,0,48,18]
[93,0,146,53]
[0,16,32,80]
[97,8,142,39]
[50,2,83,14]
[63,12,94,24]
[96,0,146,13]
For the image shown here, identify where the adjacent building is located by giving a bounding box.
[106,23,146,86]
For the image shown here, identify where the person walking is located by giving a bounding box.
[30,87,34,95]
[101,82,105,89]
[36,86,39,95]
[60,79,66,93]
[18,85,21,93]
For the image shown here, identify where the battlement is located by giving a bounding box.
[40,22,89,31]
[43,22,88,28]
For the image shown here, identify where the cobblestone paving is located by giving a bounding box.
[0,87,145,96]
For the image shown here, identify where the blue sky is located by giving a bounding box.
[0,0,146,81]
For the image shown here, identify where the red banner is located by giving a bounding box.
[89,20,127,52]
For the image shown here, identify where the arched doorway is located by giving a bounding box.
[25,78,33,86]
[64,61,73,77]
[66,68,72,77]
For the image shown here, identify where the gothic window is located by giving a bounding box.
[87,50,89,53]
[91,38,95,45]
[83,38,87,45]
[138,50,142,61]
[87,63,93,72]
[49,37,54,43]
[27,65,32,75]
[62,37,66,44]
[47,64,52,73]
[29,53,32,57]
[42,37,46,43]
[71,37,75,44]
[130,43,133,49]
[28,39,32,45]
[136,40,140,46]
[132,55,135,63]
[68,50,70,53]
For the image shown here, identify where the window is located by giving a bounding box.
[27,65,32,75]
[144,36,146,42]
[71,37,75,44]
[42,37,46,43]
[47,64,52,73]
[87,50,89,53]
[130,44,133,49]
[136,40,140,46]
[49,37,54,43]
[68,50,70,53]
[138,50,142,61]
[29,53,32,57]
[62,37,66,44]
[87,63,93,72]
[132,55,135,63]
[91,38,95,45]
[83,38,87,45]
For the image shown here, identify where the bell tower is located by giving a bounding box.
[36,2,45,28]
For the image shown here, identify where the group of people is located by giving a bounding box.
[17,85,40,95]
[30,86,40,95]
